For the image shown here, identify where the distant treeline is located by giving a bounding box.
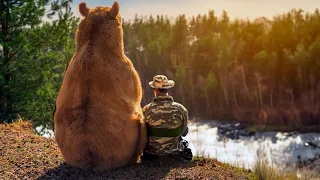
[1,0,319,127]
[123,9,320,126]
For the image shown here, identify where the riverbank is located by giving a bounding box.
[0,120,254,180]
[247,124,320,133]
[192,117,320,133]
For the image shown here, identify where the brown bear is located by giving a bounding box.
[53,1,147,170]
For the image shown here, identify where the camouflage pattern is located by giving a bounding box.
[149,75,175,89]
[143,95,188,156]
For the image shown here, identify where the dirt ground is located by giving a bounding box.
[0,121,254,180]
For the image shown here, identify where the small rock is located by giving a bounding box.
[304,142,319,148]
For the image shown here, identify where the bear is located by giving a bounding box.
[53,1,147,170]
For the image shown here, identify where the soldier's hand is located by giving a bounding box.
[181,127,188,137]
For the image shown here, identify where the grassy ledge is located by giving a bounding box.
[0,120,254,180]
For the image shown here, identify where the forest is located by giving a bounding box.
[1,0,320,128]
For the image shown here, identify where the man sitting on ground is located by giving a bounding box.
[142,75,193,162]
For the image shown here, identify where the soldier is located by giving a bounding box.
[142,75,193,162]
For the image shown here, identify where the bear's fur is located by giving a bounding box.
[53,1,147,170]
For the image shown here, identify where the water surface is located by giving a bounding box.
[184,120,320,170]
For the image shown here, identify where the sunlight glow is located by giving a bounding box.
[72,0,319,20]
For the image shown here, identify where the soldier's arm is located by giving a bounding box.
[181,106,189,137]
[142,104,150,123]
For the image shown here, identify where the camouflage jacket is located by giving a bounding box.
[142,96,188,156]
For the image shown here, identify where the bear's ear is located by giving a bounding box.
[79,2,89,17]
[109,1,119,18]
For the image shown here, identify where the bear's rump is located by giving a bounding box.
[60,116,139,169]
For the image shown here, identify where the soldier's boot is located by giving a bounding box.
[142,151,159,161]
[180,139,193,162]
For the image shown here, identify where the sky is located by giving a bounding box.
[71,0,320,21]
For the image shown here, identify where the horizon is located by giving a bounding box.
[71,0,320,21]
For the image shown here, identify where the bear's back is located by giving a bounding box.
[54,43,141,170]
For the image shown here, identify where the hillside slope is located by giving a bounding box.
[0,121,254,180]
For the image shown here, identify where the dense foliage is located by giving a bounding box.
[1,1,319,127]
[0,0,78,127]
[124,10,320,126]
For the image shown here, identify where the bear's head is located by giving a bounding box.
[76,1,123,52]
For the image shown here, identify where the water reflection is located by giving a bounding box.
[36,125,54,138]
[184,120,320,170]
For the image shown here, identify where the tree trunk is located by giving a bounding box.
[1,0,13,122]
[220,74,229,108]
[255,73,263,108]
[232,81,238,108]
[240,66,249,96]
[269,89,274,107]
[188,70,196,116]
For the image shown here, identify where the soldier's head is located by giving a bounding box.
[149,75,174,96]
[154,88,169,96]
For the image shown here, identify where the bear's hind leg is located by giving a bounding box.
[128,115,147,165]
